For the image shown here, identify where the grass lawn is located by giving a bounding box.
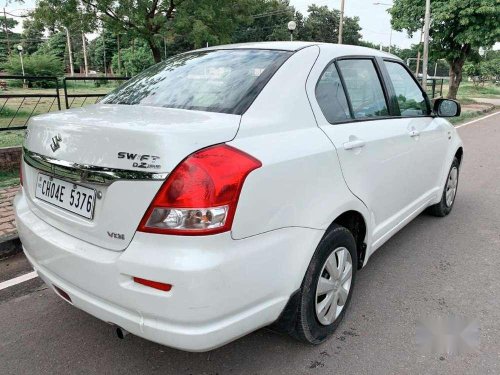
[450,81,500,100]
[450,105,499,125]
[0,169,19,189]
[0,130,24,148]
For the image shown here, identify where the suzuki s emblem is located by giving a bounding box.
[50,134,62,152]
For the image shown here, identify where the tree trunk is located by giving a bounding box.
[81,32,89,77]
[147,39,162,63]
[64,27,74,77]
[447,60,464,99]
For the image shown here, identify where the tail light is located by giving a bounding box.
[138,144,261,235]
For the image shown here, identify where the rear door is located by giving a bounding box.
[308,56,420,245]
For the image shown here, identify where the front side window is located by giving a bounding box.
[315,63,351,123]
[102,49,291,115]
[337,59,389,119]
[384,61,429,116]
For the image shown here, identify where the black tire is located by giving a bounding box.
[428,157,460,217]
[292,224,357,344]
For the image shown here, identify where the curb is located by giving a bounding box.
[0,237,22,260]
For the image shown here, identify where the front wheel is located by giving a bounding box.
[292,224,357,344]
[428,157,460,217]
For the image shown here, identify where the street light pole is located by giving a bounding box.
[389,28,393,53]
[422,0,431,85]
[17,45,25,86]
[338,0,345,44]
[373,3,393,53]
[288,20,297,41]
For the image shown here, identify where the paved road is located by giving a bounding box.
[1,113,499,375]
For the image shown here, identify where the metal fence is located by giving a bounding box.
[0,75,129,131]
[420,78,446,99]
[62,76,129,109]
[0,75,61,131]
[1,74,447,132]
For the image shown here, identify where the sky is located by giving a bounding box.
[6,0,420,48]
[290,0,420,48]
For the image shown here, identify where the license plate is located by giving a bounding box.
[35,173,96,219]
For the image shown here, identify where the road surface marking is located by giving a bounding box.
[456,111,500,129]
[0,271,38,291]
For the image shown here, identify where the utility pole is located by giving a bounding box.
[103,30,107,77]
[64,26,74,76]
[3,8,11,55]
[117,34,122,76]
[421,0,431,85]
[338,0,345,44]
[415,28,423,76]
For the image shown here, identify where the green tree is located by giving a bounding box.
[88,30,118,73]
[0,17,21,63]
[21,18,45,55]
[299,5,361,45]
[79,0,259,63]
[390,0,500,99]
[111,42,154,76]
[232,0,297,43]
[80,0,179,63]
[36,32,67,60]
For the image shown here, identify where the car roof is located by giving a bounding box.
[199,41,401,60]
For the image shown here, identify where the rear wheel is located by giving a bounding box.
[292,224,357,344]
[428,157,460,217]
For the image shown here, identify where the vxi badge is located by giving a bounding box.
[117,152,162,169]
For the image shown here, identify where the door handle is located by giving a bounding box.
[409,129,420,137]
[343,139,366,150]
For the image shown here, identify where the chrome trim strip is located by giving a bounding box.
[23,148,168,185]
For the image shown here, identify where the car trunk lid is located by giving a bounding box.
[22,104,241,251]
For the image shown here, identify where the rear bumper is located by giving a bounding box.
[15,189,323,351]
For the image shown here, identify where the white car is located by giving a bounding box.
[15,42,463,351]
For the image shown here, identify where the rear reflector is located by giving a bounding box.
[53,285,72,303]
[133,277,172,292]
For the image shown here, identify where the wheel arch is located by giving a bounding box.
[325,210,368,269]
[455,146,464,165]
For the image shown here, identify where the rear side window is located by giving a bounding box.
[384,61,429,116]
[102,49,291,115]
[337,59,389,119]
[315,63,351,123]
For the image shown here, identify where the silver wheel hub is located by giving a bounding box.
[445,166,458,207]
[315,247,353,326]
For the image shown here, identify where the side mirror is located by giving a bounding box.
[433,98,461,117]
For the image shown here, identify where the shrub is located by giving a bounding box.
[1,54,64,87]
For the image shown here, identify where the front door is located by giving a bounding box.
[382,60,449,200]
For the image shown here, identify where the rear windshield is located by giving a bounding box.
[102,49,291,115]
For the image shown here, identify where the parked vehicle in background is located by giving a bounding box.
[15,42,463,351]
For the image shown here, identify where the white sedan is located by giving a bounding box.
[15,42,463,351]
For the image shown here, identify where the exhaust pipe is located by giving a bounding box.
[116,327,129,339]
